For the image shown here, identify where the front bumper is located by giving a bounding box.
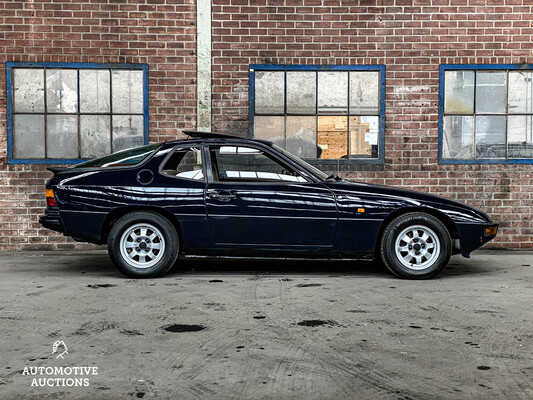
[456,222,499,258]
[39,209,66,234]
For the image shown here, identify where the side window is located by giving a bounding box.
[161,147,203,180]
[209,146,306,183]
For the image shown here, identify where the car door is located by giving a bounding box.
[205,143,337,246]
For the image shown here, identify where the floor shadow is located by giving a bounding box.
[33,252,496,280]
[168,258,388,278]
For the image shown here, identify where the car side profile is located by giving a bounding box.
[40,131,498,279]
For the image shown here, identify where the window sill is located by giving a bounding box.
[439,158,533,165]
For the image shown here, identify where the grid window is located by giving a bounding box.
[249,65,385,164]
[7,62,148,164]
[440,65,533,163]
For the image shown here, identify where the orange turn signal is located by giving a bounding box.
[485,226,498,236]
[46,189,56,207]
[357,208,365,213]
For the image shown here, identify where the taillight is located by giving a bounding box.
[46,189,56,207]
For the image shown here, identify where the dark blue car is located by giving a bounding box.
[40,132,498,279]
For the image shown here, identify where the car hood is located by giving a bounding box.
[324,179,492,224]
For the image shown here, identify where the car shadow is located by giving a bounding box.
[168,258,388,278]
[36,252,496,280]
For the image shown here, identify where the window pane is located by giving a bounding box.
[443,116,474,159]
[508,71,533,114]
[475,115,506,158]
[444,71,474,114]
[13,114,45,158]
[73,143,160,168]
[80,115,111,158]
[46,69,78,113]
[254,71,284,114]
[253,116,284,147]
[350,71,379,115]
[476,71,507,114]
[211,146,302,182]
[318,71,348,114]
[112,115,144,152]
[286,116,317,159]
[13,68,45,113]
[112,70,144,114]
[161,147,203,180]
[349,116,378,158]
[286,71,316,114]
[507,115,533,158]
[46,115,79,158]
[80,70,110,113]
[317,116,348,159]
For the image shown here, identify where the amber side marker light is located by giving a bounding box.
[46,189,56,207]
[485,226,498,236]
[357,208,365,213]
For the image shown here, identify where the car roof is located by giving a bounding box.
[164,130,274,147]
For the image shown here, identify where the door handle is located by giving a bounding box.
[209,190,236,201]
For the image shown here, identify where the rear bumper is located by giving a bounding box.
[39,209,66,234]
[456,222,499,258]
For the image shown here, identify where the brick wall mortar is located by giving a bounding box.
[0,0,197,250]
[212,0,533,250]
[1,0,532,250]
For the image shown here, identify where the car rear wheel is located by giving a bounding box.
[108,211,179,278]
[380,212,451,279]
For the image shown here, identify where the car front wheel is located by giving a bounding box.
[380,212,452,279]
[108,211,179,278]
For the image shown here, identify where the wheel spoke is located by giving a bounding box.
[403,254,413,264]
[127,250,137,259]
[401,234,411,243]
[140,228,147,237]
[414,255,423,265]
[398,245,409,252]
[151,243,161,250]
[130,232,139,241]
[148,233,158,241]
[146,250,156,260]
[138,255,146,263]
[125,241,136,249]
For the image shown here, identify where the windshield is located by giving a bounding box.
[273,145,329,181]
[70,143,162,169]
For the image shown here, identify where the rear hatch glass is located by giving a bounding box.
[69,143,162,169]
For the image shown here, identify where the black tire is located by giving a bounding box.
[380,212,452,279]
[107,211,179,278]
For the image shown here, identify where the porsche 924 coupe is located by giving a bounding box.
[39,131,498,279]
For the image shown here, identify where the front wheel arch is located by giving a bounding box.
[374,207,458,259]
[379,211,453,279]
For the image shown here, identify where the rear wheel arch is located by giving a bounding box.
[101,206,183,250]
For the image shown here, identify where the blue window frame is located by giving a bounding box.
[439,64,533,164]
[249,65,386,165]
[6,62,149,164]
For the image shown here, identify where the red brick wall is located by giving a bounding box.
[1,0,532,251]
[211,0,533,249]
[0,0,197,250]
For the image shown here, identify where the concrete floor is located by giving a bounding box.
[0,250,532,400]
